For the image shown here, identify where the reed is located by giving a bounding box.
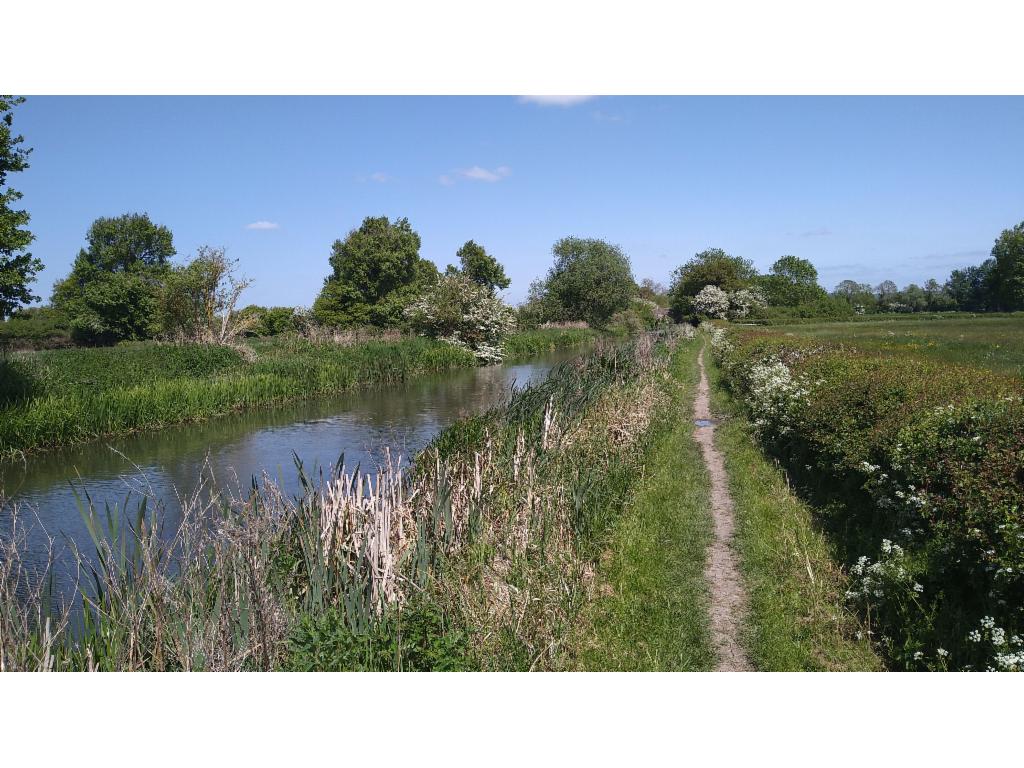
[0,329,688,671]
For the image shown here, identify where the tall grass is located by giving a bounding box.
[0,330,687,671]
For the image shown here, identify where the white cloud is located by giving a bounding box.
[245,221,279,230]
[438,174,455,186]
[369,172,391,183]
[460,165,511,182]
[518,95,594,107]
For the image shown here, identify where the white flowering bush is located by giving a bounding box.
[405,274,516,363]
[692,285,730,318]
[728,287,767,319]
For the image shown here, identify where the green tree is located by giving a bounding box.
[454,240,509,293]
[51,213,175,344]
[759,255,824,306]
[946,260,996,312]
[0,96,42,320]
[158,246,253,343]
[313,216,437,328]
[543,237,636,326]
[991,221,1024,311]
[668,247,757,319]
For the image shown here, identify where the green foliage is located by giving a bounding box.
[157,246,252,343]
[51,213,175,344]
[669,248,757,319]
[992,220,1024,311]
[759,255,825,307]
[540,236,636,326]
[237,305,296,336]
[405,272,516,362]
[0,96,42,320]
[0,306,71,350]
[313,216,438,328]
[714,326,1024,670]
[0,335,477,454]
[454,239,510,292]
[501,327,598,358]
[284,598,472,671]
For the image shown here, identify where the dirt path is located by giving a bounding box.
[693,346,752,671]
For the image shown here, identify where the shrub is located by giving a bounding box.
[711,325,1024,670]
[405,273,516,362]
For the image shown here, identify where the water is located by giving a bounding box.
[0,348,583,593]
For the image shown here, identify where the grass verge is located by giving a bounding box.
[570,336,715,671]
[704,342,882,671]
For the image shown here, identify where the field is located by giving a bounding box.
[0,328,597,457]
[763,314,1024,376]
[711,314,1024,671]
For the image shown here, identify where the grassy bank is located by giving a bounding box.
[572,335,715,670]
[0,331,685,670]
[703,342,880,670]
[0,329,594,457]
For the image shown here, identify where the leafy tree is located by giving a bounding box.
[238,305,297,336]
[991,220,1024,311]
[454,240,509,293]
[759,255,824,307]
[945,260,996,312]
[899,283,928,312]
[833,279,876,311]
[875,280,899,305]
[0,96,42,320]
[51,213,175,344]
[313,216,437,328]
[158,247,253,343]
[668,248,757,319]
[543,237,636,326]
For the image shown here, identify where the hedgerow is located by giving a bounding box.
[708,323,1024,671]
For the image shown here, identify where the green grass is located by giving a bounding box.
[502,327,599,358]
[574,339,716,671]
[0,329,597,456]
[759,314,1024,376]
[704,342,882,671]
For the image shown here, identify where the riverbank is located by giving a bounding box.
[0,330,679,670]
[0,328,598,458]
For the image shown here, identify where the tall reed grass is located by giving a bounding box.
[0,329,687,670]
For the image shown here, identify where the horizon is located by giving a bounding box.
[11,95,1024,308]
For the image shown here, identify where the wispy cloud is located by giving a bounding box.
[912,248,987,263]
[518,95,594,107]
[798,227,832,238]
[245,220,279,230]
[592,110,625,123]
[439,165,512,185]
[369,172,391,183]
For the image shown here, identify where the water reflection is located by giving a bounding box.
[0,349,581,592]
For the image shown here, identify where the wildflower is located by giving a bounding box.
[913,651,924,660]
[937,648,949,658]
[913,583,924,593]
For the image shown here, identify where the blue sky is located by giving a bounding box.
[12,96,1024,306]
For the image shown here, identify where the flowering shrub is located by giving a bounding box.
[711,325,1024,671]
[405,274,516,363]
[728,287,767,319]
[692,285,731,318]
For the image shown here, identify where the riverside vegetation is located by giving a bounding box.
[0,330,685,671]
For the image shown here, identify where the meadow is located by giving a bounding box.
[764,314,1024,376]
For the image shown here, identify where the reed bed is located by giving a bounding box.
[0,329,688,671]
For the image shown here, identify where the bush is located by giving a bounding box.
[0,306,71,350]
[405,273,516,362]
[711,325,1024,670]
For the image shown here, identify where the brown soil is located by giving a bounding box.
[693,346,752,671]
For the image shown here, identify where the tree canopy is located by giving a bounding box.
[543,237,636,326]
[51,213,175,344]
[992,221,1024,311]
[668,248,757,319]
[313,216,438,328]
[759,255,824,306]
[455,240,510,293]
[0,96,42,320]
